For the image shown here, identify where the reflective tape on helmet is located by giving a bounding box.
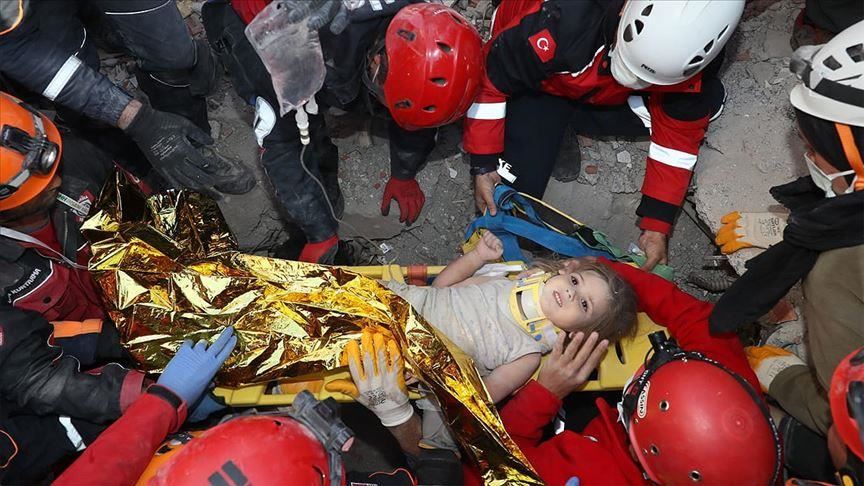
[649,143,697,170]
[42,55,83,101]
[466,102,506,120]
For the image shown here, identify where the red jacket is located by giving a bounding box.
[464,0,715,235]
[54,386,187,485]
[466,261,760,485]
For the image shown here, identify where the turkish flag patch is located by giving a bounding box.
[528,29,556,63]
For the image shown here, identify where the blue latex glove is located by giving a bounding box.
[188,390,226,422]
[157,327,237,405]
[565,478,580,486]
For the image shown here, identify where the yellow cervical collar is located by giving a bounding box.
[509,272,558,343]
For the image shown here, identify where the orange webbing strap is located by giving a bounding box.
[406,265,428,286]
[836,123,864,191]
[51,318,103,338]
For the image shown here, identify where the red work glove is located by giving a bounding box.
[380,177,425,225]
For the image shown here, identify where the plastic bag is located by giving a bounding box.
[245,2,326,116]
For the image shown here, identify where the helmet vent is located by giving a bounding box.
[437,42,452,53]
[397,29,415,41]
[649,444,660,456]
[623,25,634,42]
[688,55,704,66]
[718,25,729,39]
[682,65,700,78]
[430,77,448,86]
[395,100,412,109]
[823,55,842,71]
[641,4,653,16]
[422,105,436,113]
[847,44,863,63]
[689,471,702,482]
[659,400,670,412]
[703,40,714,54]
[634,20,644,35]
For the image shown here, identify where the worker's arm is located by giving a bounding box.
[0,308,144,423]
[0,5,133,126]
[53,387,187,486]
[483,353,541,404]
[603,260,760,391]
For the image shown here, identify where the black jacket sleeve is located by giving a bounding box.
[0,1,133,125]
[388,120,437,179]
[0,307,129,423]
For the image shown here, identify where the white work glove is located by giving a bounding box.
[715,211,788,254]
[327,329,414,427]
[746,345,807,392]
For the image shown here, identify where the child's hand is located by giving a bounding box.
[473,231,504,262]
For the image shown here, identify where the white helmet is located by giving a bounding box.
[789,20,864,127]
[614,1,745,86]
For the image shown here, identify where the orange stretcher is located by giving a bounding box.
[213,263,662,406]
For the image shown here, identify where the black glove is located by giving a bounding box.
[281,0,352,35]
[123,103,254,196]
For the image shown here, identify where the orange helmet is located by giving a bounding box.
[830,347,864,461]
[145,392,353,485]
[0,92,61,211]
[620,333,782,485]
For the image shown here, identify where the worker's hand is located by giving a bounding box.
[473,231,504,262]
[187,389,227,422]
[381,176,425,225]
[282,0,356,35]
[326,329,413,427]
[715,211,788,254]
[638,230,668,271]
[474,172,500,216]
[157,327,237,406]
[537,332,608,399]
[123,103,255,197]
[745,345,807,393]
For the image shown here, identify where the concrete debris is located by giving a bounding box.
[762,28,794,60]
[616,151,631,165]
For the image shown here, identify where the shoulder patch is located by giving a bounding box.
[528,29,556,63]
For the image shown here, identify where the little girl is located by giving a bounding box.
[385,231,638,403]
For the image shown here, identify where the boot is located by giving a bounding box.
[552,127,582,183]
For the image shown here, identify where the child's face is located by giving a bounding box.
[539,269,611,332]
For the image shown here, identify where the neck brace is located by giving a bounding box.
[610,48,652,90]
[509,273,559,344]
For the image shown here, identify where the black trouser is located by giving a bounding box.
[503,93,649,198]
[804,0,864,33]
[203,2,340,242]
[86,0,211,132]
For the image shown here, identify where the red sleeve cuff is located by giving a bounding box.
[522,380,563,411]
[639,217,672,235]
[119,370,146,412]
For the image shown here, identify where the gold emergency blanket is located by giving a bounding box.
[82,174,541,485]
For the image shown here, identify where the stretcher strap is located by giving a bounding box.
[406,265,428,286]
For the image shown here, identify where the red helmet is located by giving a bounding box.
[147,393,353,485]
[381,3,483,130]
[621,333,782,485]
[830,347,864,460]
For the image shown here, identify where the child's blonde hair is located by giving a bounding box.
[530,257,638,342]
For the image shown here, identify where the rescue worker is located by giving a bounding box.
[466,0,744,270]
[0,0,253,196]
[55,327,238,485]
[461,259,782,485]
[0,91,124,365]
[710,18,864,439]
[0,306,148,483]
[202,1,482,264]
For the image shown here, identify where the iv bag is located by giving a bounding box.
[245,2,326,116]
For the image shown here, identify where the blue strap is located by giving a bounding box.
[465,212,614,262]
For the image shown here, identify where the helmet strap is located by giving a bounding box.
[835,123,864,191]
